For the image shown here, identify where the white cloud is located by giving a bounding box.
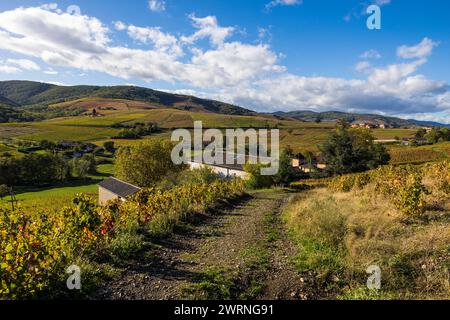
[44,69,58,75]
[40,3,58,11]
[266,0,303,10]
[374,0,391,5]
[126,24,182,57]
[6,58,40,71]
[360,49,381,59]
[0,6,448,122]
[181,15,235,47]
[114,21,127,31]
[148,0,166,13]
[191,38,449,121]
[345,0,392,22]
[355,61,372,73]
[190,42,285,87]
[397,37,439,59]
[0,6,282,88]
[0,65,21,74]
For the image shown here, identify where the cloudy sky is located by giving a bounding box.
[0,0,449,123]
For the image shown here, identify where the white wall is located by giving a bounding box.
[187,161,249,180]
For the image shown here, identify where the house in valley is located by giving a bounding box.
[291,154,327,173]
[98,177,141,205]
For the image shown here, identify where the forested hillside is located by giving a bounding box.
[0,81,253,123]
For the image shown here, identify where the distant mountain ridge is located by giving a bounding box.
[273,111,449,128]
[406,119,450,128]
[0,80,254,117]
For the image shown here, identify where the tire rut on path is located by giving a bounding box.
[92,190,311,300]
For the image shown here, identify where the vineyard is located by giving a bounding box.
[328,161,450,216]
[0,179,245,299]
[388,142,450,164]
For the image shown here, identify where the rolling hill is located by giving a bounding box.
[0,94,19,108]
[0,80,253,116]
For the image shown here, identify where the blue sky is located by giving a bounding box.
[0,0,449,122]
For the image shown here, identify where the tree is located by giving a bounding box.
[415,128,427,139]
[302,150,314,168]
[71,158,91,179]
[20,153,70,185]
[244,163,274,189]
[81,154,97,174]
[425,128,443,144]
[0,157,20,185]
[319,127,390,176]
[0,184,10,200]
[336,118,350,129]
[441,128,450,141]
[115,140,186,187]
[103,141,115,153]
[39,139,56,150]
[273,148,297,185]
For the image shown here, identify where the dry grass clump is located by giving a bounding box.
[284,185,450,299]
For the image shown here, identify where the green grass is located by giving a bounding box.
[181,267,233,300]
[0,144,14,152]
[372,128,416,140]
[0,163,115,211]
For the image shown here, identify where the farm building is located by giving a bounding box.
[185,151,276,180]
[291,154,327,173]
[351,121,388,129]
[187,161,249,180]
[98,177,141,205]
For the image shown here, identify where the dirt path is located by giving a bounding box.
[92,190,312,300]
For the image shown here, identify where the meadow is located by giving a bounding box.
[0,164,114,212]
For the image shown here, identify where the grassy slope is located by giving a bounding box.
[0,164,115,211]
[283,186,450,299]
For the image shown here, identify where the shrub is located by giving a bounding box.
[372,165,428,217]
[0,179,245,299]
[103,218,144,262]
[0,194,101,298]
[244,164,274,189]
[329,172,371,192]
[425,160,450,196]
[329,165,429,217]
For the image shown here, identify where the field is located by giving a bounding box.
[0,108,416,153]
[388,142,450,164]
[0,164,114,211]
[50,98,161,111]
